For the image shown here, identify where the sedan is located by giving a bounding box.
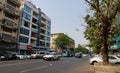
[89,55,120,65]
[43,52,60,61]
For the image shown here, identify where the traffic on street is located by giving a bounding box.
[0,57,94,73]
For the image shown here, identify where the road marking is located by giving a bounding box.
[19,66,49,73]
[0,61,43,67]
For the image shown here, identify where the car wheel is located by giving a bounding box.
[92,61,97,65]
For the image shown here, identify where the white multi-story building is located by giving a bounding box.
[19,0,51,54]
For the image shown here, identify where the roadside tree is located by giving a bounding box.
[84,0,120,65]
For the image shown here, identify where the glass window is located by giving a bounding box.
[47,21,51,26]
[20,27,29,36]
[23,5,31,13]
[22,20,30,28]
[47,26,51,31]
[22,12,31,21]
[3,27,12,33]
[19,36,29,43]
[109,56,116,59]
[46,37,50,41]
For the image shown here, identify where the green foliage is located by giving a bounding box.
[84,0,120,64]
[75,44,88,54]
[55,34,72,51]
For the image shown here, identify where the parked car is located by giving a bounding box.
[89,55,120,65]
[16,54,28,60]
[43,52,60,61]
[0,52,18,60]
[75,52,82,58]
[31,51,48,59]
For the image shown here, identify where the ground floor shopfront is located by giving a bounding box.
[0,41,18,53]
[18,44,50,55]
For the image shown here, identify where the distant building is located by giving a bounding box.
[50,33,75,53]
[110,34,120,53]
[0,0,20,52]
[18,0,51,54]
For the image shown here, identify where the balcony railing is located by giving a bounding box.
[7,0,20,6]
[13,0,20,6]
[5,4,20,16]
[2,33,12,42]
[2,33,17,43]
[5,5,15,14]
[2,19,18,29]
[0,2,4,9]
[11,37,17,43]
[13,24,18,29]
[32,28,38,32]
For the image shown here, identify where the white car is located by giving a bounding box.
[16,54,28,60]
[43,52,59,61]
[89,55,120,65]
[31,51,47,59]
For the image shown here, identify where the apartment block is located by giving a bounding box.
[50,33,75,53]
[0,0,20,52]
[19,0,51,54]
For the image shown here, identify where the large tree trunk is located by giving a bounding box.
[101,22,110,65]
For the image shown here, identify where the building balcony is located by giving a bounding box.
[2,18,18,30]
[0,2,4,9]
[13,24,18,30]
[13,0,21,6]
[1,33,12,42]
[41,27,46,30]
[1,33,17,43]
[7,0,21,6]
[41,21,46,25]
[4,4,20,17]
[11,37,18,43]
[31,28,38,32]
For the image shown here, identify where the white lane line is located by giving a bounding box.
[19,66,49,73]
[0,61,43,67]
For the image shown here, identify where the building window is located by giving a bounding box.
[47,21,51,26]
[22,20,30,28]
[3,27,12,33]
[19,36,29,43]
[5,13,14,19]
[22,12,31,21]
[47,26,51,31]
[46,37,50,41]
[23,4,31,13]
[20,27,29,36]
[46,31,50,36]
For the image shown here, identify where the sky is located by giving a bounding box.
[32,0,89,47]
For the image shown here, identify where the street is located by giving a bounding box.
[0,57,94,73]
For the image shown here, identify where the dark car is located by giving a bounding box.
[0,52,18,60]
[75,52,82,58]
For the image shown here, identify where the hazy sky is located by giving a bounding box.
[32,0,89,47]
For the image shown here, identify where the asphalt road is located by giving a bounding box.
[0,57,94,73]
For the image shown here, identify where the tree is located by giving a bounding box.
[55,34,72,52]
[84,0,120,65]
[75,44,88,54]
